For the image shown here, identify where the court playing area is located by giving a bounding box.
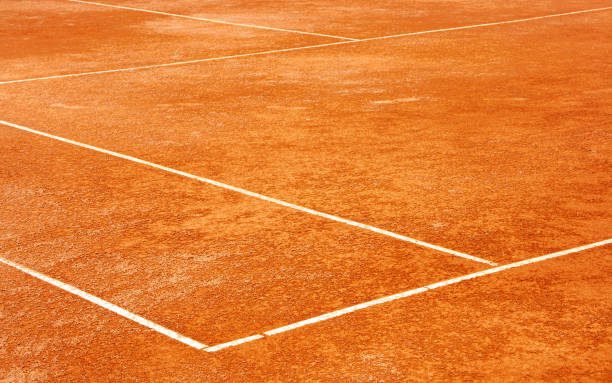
[1,0,611,381]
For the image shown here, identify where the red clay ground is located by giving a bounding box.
[1,128,483,344]
[1,0,611,381]
[1,242,610,381]
[2,9,610,261]
[85,0,612,38]
[0,0,335,81]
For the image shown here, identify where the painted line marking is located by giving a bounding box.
[67,0,358,41]
[0,41,353,85]
[0,120,495,265]
[2,6,611,85]
[204,335,265,352]
[204,238,612,351]
[357,6,612,43]
[0,255,208,350]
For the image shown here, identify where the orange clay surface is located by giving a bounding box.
[1,0,611,381]
[0,0,335,81]
[60,0,612,38]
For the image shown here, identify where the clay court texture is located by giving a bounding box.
[1,0,611,381]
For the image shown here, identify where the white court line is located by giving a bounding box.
[0,41,353,85]
[0,255,208,350]
[0,120,495,266]
[1,6,611,85]
[67,0,358,41]
[357,6,612,43]
[204,335,266,353]
[204,238,612,352]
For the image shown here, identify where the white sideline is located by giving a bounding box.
[0,120,496,265]
[204,238,612,352]
[67,0,358,41]
[1,6,611,85]
[0,255,208,349]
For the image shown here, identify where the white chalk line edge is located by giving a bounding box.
[67,0,358,41]
[0,255,208,349]
[0,120,495,265]
[204,238,612,352]
[2,235,608,352]
[1,6,610,85]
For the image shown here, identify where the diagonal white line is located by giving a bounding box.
[0,255,208,349]
[67,0,358,41]
[0,41,353,85]
[357,6,612,42]
[0,119,496,265]
[204,335,265,352]
[2,6,611,85]
[204,238,612,351]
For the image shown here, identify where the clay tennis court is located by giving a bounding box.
[1,0,611,381]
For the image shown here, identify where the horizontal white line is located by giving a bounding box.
[205,238,612,351]
[2,6,610,85]
[67,0,358,41]
[0,255,208,350]
[0,120,495,265]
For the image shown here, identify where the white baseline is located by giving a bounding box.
[205,238,612,352]
[1,6,611,85]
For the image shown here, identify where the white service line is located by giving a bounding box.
[2,6,611,85]
[67,0,358,41]
[204,238,612,352]
[0,255,208,350]
[0,120,495,266]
